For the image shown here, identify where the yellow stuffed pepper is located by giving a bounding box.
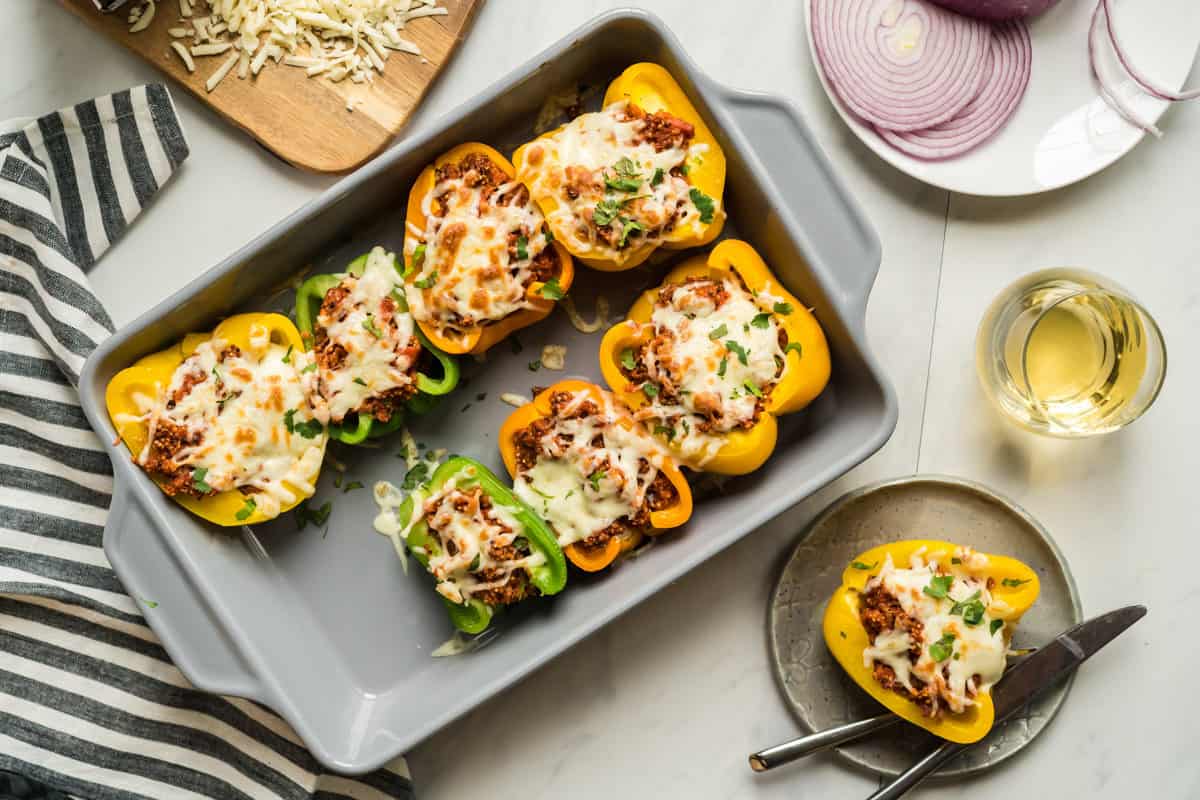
[598,239,830,475]
[403,142,574,355]
[105,313,327,526]
[498,380,693,572]
[512,63,726,272]
[823,540,1041,743]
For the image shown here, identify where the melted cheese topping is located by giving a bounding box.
[313,247,417,423]
[135,325,326,518]
[512,390,667,547]
[633,278,785,464]
[411,472,544,605]
[863,547,1008,715]
[516,101,714,259]
[405,162,552,341]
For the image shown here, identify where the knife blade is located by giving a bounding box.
[865,604,1147,800]
[990,604,1147,719]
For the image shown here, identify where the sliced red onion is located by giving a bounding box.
[876,20,1031,160]
[1088,1,1162,138]
[1100,0,1199,103]
[811,0,992,132]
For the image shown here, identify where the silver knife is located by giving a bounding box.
[749,605,1146,777]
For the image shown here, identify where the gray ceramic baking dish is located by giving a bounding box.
[78,8,896,774]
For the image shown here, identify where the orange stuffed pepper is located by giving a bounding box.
[105,313,326,526]
[599,239,830,475]
[512,63,726,272]
[403,142,574,355]
[824,540,1041,743]
[498,380,693,572]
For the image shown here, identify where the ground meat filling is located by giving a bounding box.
[512,390,678,552]
[427,487,537,607]
[422,152,560,321]
[858,586,939,716]
[624,103,695,152]
[142,345,244,499]
[313,282,420,424]
[622,277,787,434]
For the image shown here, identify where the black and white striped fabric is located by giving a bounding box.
[0,86,414,800]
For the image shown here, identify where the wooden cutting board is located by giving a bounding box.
[60,0,484,173]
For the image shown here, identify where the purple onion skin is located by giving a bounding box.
[928,0,1060,20]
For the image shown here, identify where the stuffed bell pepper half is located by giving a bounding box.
[375,457,567,634]
[823,540,1041,743]
[293,247,460,444]
[498,380,693,572]
[599,239,830,475]
[105,313,327,526]
[513,63,726,272]
[402,142,574,355]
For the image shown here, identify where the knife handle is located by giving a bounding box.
[865,741,964,800]
[749,713,900,772]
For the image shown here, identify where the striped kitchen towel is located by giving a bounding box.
[0,86,414,800]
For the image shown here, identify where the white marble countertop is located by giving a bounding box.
[4,1,1197,797]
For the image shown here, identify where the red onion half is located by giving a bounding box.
[876,20,1031,160]
[927,0,1061,21]
[811,0,991,132]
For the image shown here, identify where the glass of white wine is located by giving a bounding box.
[976,268,1166,437]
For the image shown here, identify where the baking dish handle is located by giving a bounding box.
[105,483,263,699]
[707,84,883,331]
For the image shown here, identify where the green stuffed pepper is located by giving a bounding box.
[398,456,567,634]
[293,247,459,444]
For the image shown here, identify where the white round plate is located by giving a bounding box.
[804,0,1200,196]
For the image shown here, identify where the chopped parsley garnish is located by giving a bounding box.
[191,467,212,494]
[708,323,728,340]
[1002,578,1032,588]
[679,163,690,176]
[301,362,318,374]
[724,339,749,366]
[362,313,383,339]
[510,335,524,355]
[620,348,637,371]
[653,424,675,442]
[650,167,664,187]
[784,341,803,358]
[342,481,364,493]
[990,619,1005,636]
[409,243,426,275]
[333,474,342,489]
[923,574,954,599]
[588,469,607,492]
[539,277,565,300]
[950,590,986,625]
[689,188,715,224]
[401,461,429,491]
[717,356,728,378]
[618,217,644,247]
[211,365,222,382]
[141,598,159,608]
[354,377,368,386]
[743,380,763,398]
[284,408,323,439]
[469,553,482,572]
[613,156,639,177]
[641,382,659,398]
[235,497,257,521]
[593,198,622,226]
[605,175,642,193]
[543,226,554,242]
[528,359,542,372]
[951,557,962,564]
[515,234,529,261]
[773,301,793,315]
[282,344,294,364]
[850,560,877,570]
[751,312,772,329]
[929,632,956,662]
[414,271,438,290]
[295,499,333,530]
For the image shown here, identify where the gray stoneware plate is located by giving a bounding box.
[768,475,1082,779]
[77,10,897,773]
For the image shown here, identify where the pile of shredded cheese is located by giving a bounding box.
[127,0,446,94]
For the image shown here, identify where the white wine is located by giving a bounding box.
[977,269,1165,437]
